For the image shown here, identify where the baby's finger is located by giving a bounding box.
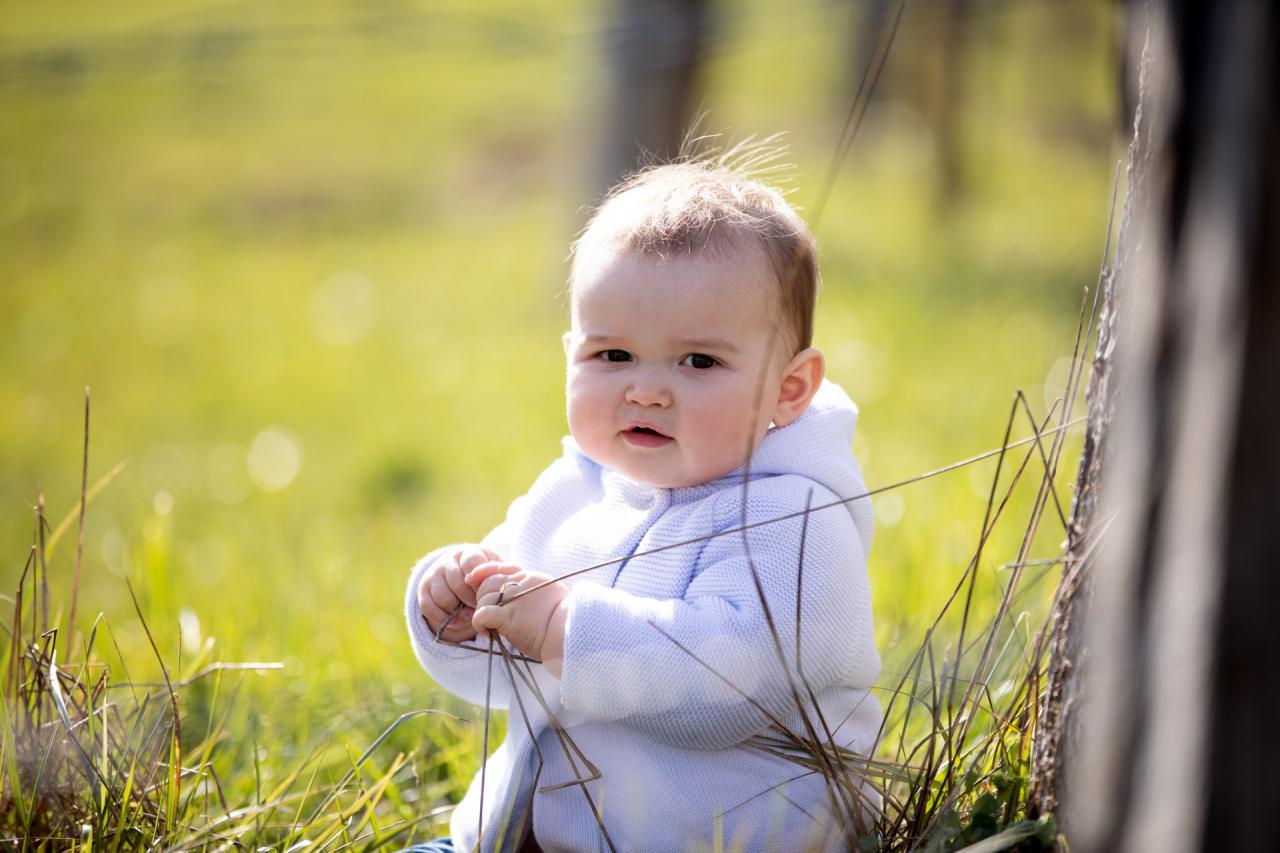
[473,571,527,603]
[472,599,510,633]
[457,545,499,575]
[466,560,521,588]
[428,571,463,612]
[417,574,442,612]
[443,562,476,607]
[418,585,455,632]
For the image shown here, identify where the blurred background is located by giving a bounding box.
[1,0,1118,816]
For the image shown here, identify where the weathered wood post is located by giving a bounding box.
[1031,2,1280,851]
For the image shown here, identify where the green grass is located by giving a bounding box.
[1,0,1117,846]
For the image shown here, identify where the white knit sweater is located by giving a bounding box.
[404,381,880,852]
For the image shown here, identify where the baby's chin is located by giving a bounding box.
[616,461,743,491]
[577,437,753,490]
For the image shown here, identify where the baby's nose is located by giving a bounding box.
[624,375,672,407]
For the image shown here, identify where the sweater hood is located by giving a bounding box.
[730,379,874,552]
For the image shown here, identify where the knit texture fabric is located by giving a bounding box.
[405,380,880,852]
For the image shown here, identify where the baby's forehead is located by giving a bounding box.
[569,245,786,343]
[572,239,776,294]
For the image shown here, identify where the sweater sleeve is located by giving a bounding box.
[557,482,878,750]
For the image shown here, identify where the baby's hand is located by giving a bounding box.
[470,563,570,677]
[417,545,501,644]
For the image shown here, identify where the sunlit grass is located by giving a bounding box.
[2,0,1116,846]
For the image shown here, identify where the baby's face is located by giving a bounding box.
[564,248,788,489]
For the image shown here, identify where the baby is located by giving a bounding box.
[405,158,880,852]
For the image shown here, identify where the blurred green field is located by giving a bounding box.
[0,0,1118,841]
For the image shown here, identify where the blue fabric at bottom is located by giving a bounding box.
[396,839,455,853]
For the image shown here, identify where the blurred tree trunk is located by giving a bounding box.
[851,0,971,211]
[596,0,710,198]
[1031,2,1280,851]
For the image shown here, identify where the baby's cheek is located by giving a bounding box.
[566,386,610,445]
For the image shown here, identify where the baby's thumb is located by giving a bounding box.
[471,603,506,634]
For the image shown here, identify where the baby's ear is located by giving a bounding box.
[772,347,825,428]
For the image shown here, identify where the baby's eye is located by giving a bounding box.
[680,353,718,370]
[600,349,632,363]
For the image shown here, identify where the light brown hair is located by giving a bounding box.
[571,158,820,354]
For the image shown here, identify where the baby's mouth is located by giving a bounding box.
[622,425,674,448]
